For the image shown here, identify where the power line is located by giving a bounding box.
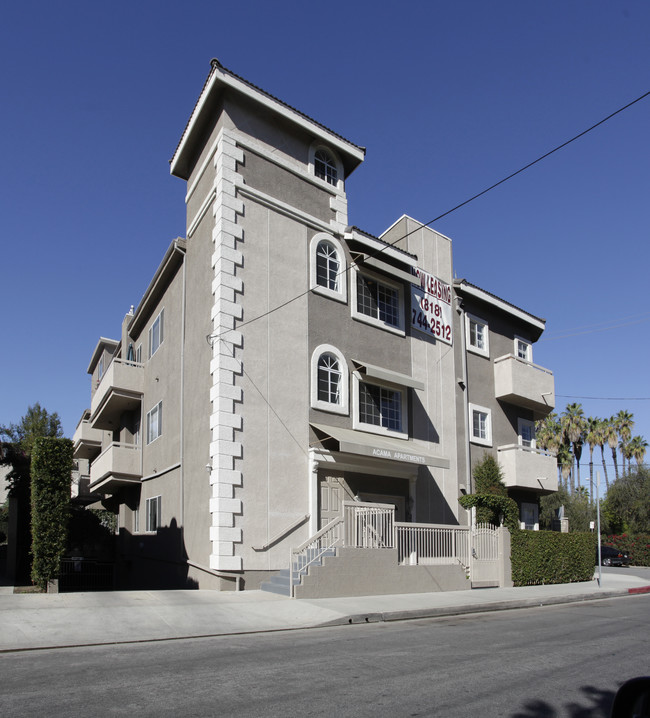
[207,89,650,344]
[556,394,650,401]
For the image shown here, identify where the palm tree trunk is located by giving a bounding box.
[600,446,610,490]
[611,447,619,481]
[588,446,594,504]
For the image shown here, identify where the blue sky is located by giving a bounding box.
[2,1,649,472]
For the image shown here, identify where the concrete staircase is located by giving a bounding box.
[260,548,337,597]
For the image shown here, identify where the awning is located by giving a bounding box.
[353,360,424,391]
[311,423,450,469]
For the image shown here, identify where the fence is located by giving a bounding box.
[396,522,471,569]
[58,558,115,592]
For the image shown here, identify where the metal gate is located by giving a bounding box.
[471,524,500,588]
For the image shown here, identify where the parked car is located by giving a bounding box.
[598,545,630,567]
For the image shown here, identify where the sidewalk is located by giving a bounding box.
[2,572,649,652]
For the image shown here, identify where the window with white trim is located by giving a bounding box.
[98,354,105,380]
[469,403,492,446]
[314,149,338,186]
[309,234,346,302]
[518,418,536,448]
[135,344,142,364]
[146,496,161,533]
[148,309,164,358]
[146,401,162,444]
[353,374,407,438]
[466,314,489,357]
[309,145,343,190]
[352,268,404,333]
[515,337,532,362]
[133,503,140,533]
[310,345,348,414]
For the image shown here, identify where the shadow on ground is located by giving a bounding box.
[510,684,615,717]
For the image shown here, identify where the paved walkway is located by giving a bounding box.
[1,572,649,652]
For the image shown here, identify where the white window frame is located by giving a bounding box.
[135,343,142,364]
[514,336,532,362]
[309,234,347,302]
[466,313,489,357]
[521,502,539,531]
[309,144,343,191]
[352,373,408,439]
[311,344,348,415]
[518,418,536,449]
[98,354,105,381]
[351,266,405,335]
[133,503,140,534]
[145,496,161,533]
[146,401,163,444]
[469,403,492,446]
[148,309,164,358]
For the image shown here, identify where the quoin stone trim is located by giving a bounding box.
[209,129,245,571]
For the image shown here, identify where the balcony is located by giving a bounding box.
[493,354,555,417]
[497,444,558,493]
[89,442,142,494]
[72,417,103,460]
[90,359,144,430]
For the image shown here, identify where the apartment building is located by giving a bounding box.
[73,60,556,591]
[453,280,558,529]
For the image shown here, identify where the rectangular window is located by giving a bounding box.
[98,354,105,380]
[466,314,489,357]
[515,337,532,362]
[469,403,492,446]
[352,269,404,333]
[518,418,536,448]
[146,496,161,533]
[358,381,402,432]
[148,309,164,358]
[146,402,162,444]
[134,504,140,533]
[135,344,142,364]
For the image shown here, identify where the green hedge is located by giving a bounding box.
[31,437,73,590]
[511,530,595,586]
[459,493,520,534]
[603,534,650,566]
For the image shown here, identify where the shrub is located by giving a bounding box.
[459,493,520,534]
[30,437,73,589]
[511,530,595,586]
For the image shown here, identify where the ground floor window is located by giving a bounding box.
[146,495,161,532]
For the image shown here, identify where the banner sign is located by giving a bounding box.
[411,268,453,345]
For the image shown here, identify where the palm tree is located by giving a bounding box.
[615,410,634,474]
[629,435,648,466]
[619,439,633,475]
[562,403,585,494]
[556,445,573,491]
[585,417,601,502]
[603,417,620,482]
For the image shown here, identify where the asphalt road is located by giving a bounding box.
[2,593,649,717]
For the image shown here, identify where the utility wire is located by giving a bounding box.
[207,89,650,345]
[556,394,650,401]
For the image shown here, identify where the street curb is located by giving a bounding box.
[317,588,644,627]
[628,585,650,595]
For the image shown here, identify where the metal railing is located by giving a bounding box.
[289,517,344,597]
[343,501,395,548]
[396,522,471,569]
[58,558,115,592]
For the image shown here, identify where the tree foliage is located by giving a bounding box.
[464,453,511,526]
[539,486,596,533]
[30,437,73,589]
[602,467,650,535]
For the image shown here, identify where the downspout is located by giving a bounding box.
[179,244,187,558]
[456,296,472,496]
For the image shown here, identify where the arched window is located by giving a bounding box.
[310,234,347,302]
[318,353,341,404]
[316,240,339,292]
[314,149,338,186]
[311,345,348,414]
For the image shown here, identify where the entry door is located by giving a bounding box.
[319,477,344,529]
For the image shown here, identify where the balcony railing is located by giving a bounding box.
[493,354,555,416]
[89,442,141,493]
[90,359,144,430]
[497,443,558,492]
